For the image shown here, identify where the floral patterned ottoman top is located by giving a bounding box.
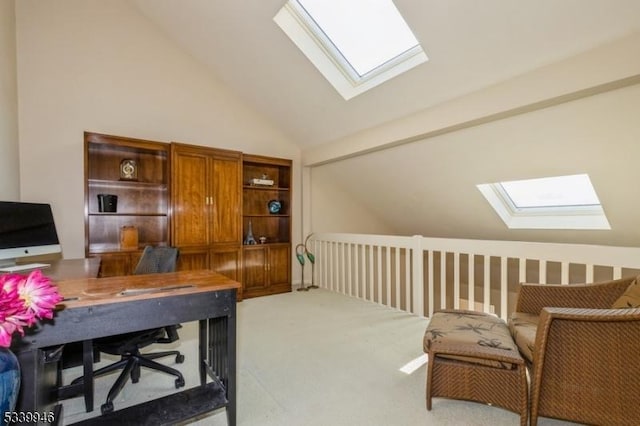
[423,309,522,369]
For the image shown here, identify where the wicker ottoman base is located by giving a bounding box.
[424,310,528,426]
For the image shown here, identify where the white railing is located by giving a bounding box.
[307,233,640,320]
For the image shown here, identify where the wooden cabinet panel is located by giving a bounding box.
[243,247,268,293]
[171,151,209,247]
[98,252,134,277]
[210,246,241,282]
[176,248,210,271]
[268,244,291,288]
[171,143,242,281]
[242,244,290,298]
[211,158,241,244]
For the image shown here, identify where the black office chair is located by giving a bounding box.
[73,246,186,414]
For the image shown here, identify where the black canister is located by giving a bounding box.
[97,194,118,212]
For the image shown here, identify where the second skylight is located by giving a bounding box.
[477,174,610,230]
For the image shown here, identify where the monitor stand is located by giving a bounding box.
[0,259,50,273]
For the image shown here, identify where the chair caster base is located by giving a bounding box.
[101,401,114,415]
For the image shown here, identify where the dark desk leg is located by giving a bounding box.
[16,348,59,425]
[198,319,207,386]
[226,311,237,426]
[81,340,94,412]
[16,349,39,413]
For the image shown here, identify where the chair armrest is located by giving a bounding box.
[514,276,635,314]
[534,306,640,371]
[530,306,640,424]
[156,324,181,344]
[541,306,640,322]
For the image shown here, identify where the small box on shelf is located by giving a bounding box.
[120,226,139,250]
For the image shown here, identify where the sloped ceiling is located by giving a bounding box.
[130,1,640,247]
[132,0,640,147]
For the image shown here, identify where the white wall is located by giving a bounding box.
[0,0,19,200]
[15,0,301,259]
[307,82,640,246]
[310,165,395,235]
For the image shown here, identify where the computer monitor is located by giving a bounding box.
[0,201,62,268]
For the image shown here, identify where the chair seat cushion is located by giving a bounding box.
[508,312,539,363]
[424,310,520,369]
[97,328,167,355]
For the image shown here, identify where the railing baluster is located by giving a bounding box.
[519,258,526,284]
[345,243,350,294]
[427,250,434,317]
[453,252,460,310]
[483,255,490,313]
[613,266,622,279]
[412,235,425,316]
[377,245,383,304]
[586,264,594,283]
[340,242,345,293]
[368,244,374,302]
[440,252,446,310]
[539,260,547,284]
[322,240,328,289]
[395,247,401,309]
[500,256,507,319]
[330,241,334,290]
[354,244,360,298]
[386,246,392,306]
[468,254,475,311]
[405,249,411,312]
[561,261,569,284]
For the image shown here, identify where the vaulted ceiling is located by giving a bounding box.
[131,0,640,247]
[133,0,640,147]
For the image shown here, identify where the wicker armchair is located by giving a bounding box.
[511,277,640,426]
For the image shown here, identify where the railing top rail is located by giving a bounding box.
[311,232,416,249]
[311,233,640,271]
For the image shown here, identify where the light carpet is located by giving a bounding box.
[61,288,578,425]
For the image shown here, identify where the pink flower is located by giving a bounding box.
[0,270,62,348]
[17,270,63,320]
[0,322,17,348]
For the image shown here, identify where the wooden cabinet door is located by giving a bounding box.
[210,246,241,282]
[172,149,209,247]
[268,244,291,288]
[243,247,268,294]
[210,157,241,245]
[98,253,133,277]
[176,248,210,271]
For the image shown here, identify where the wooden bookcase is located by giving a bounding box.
[84,132,169,276]
[242,154,292,298]
[84,132,293,295]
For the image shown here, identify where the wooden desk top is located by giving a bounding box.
[57,270,241,309]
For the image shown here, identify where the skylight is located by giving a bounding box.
[500,174,600,209]
[274,0,428,100]
[477,174,611,230]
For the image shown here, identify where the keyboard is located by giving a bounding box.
[0,263,51,273]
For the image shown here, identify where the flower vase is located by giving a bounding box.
[0,348,20,424]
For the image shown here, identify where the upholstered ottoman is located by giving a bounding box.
[423,309,528,426]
